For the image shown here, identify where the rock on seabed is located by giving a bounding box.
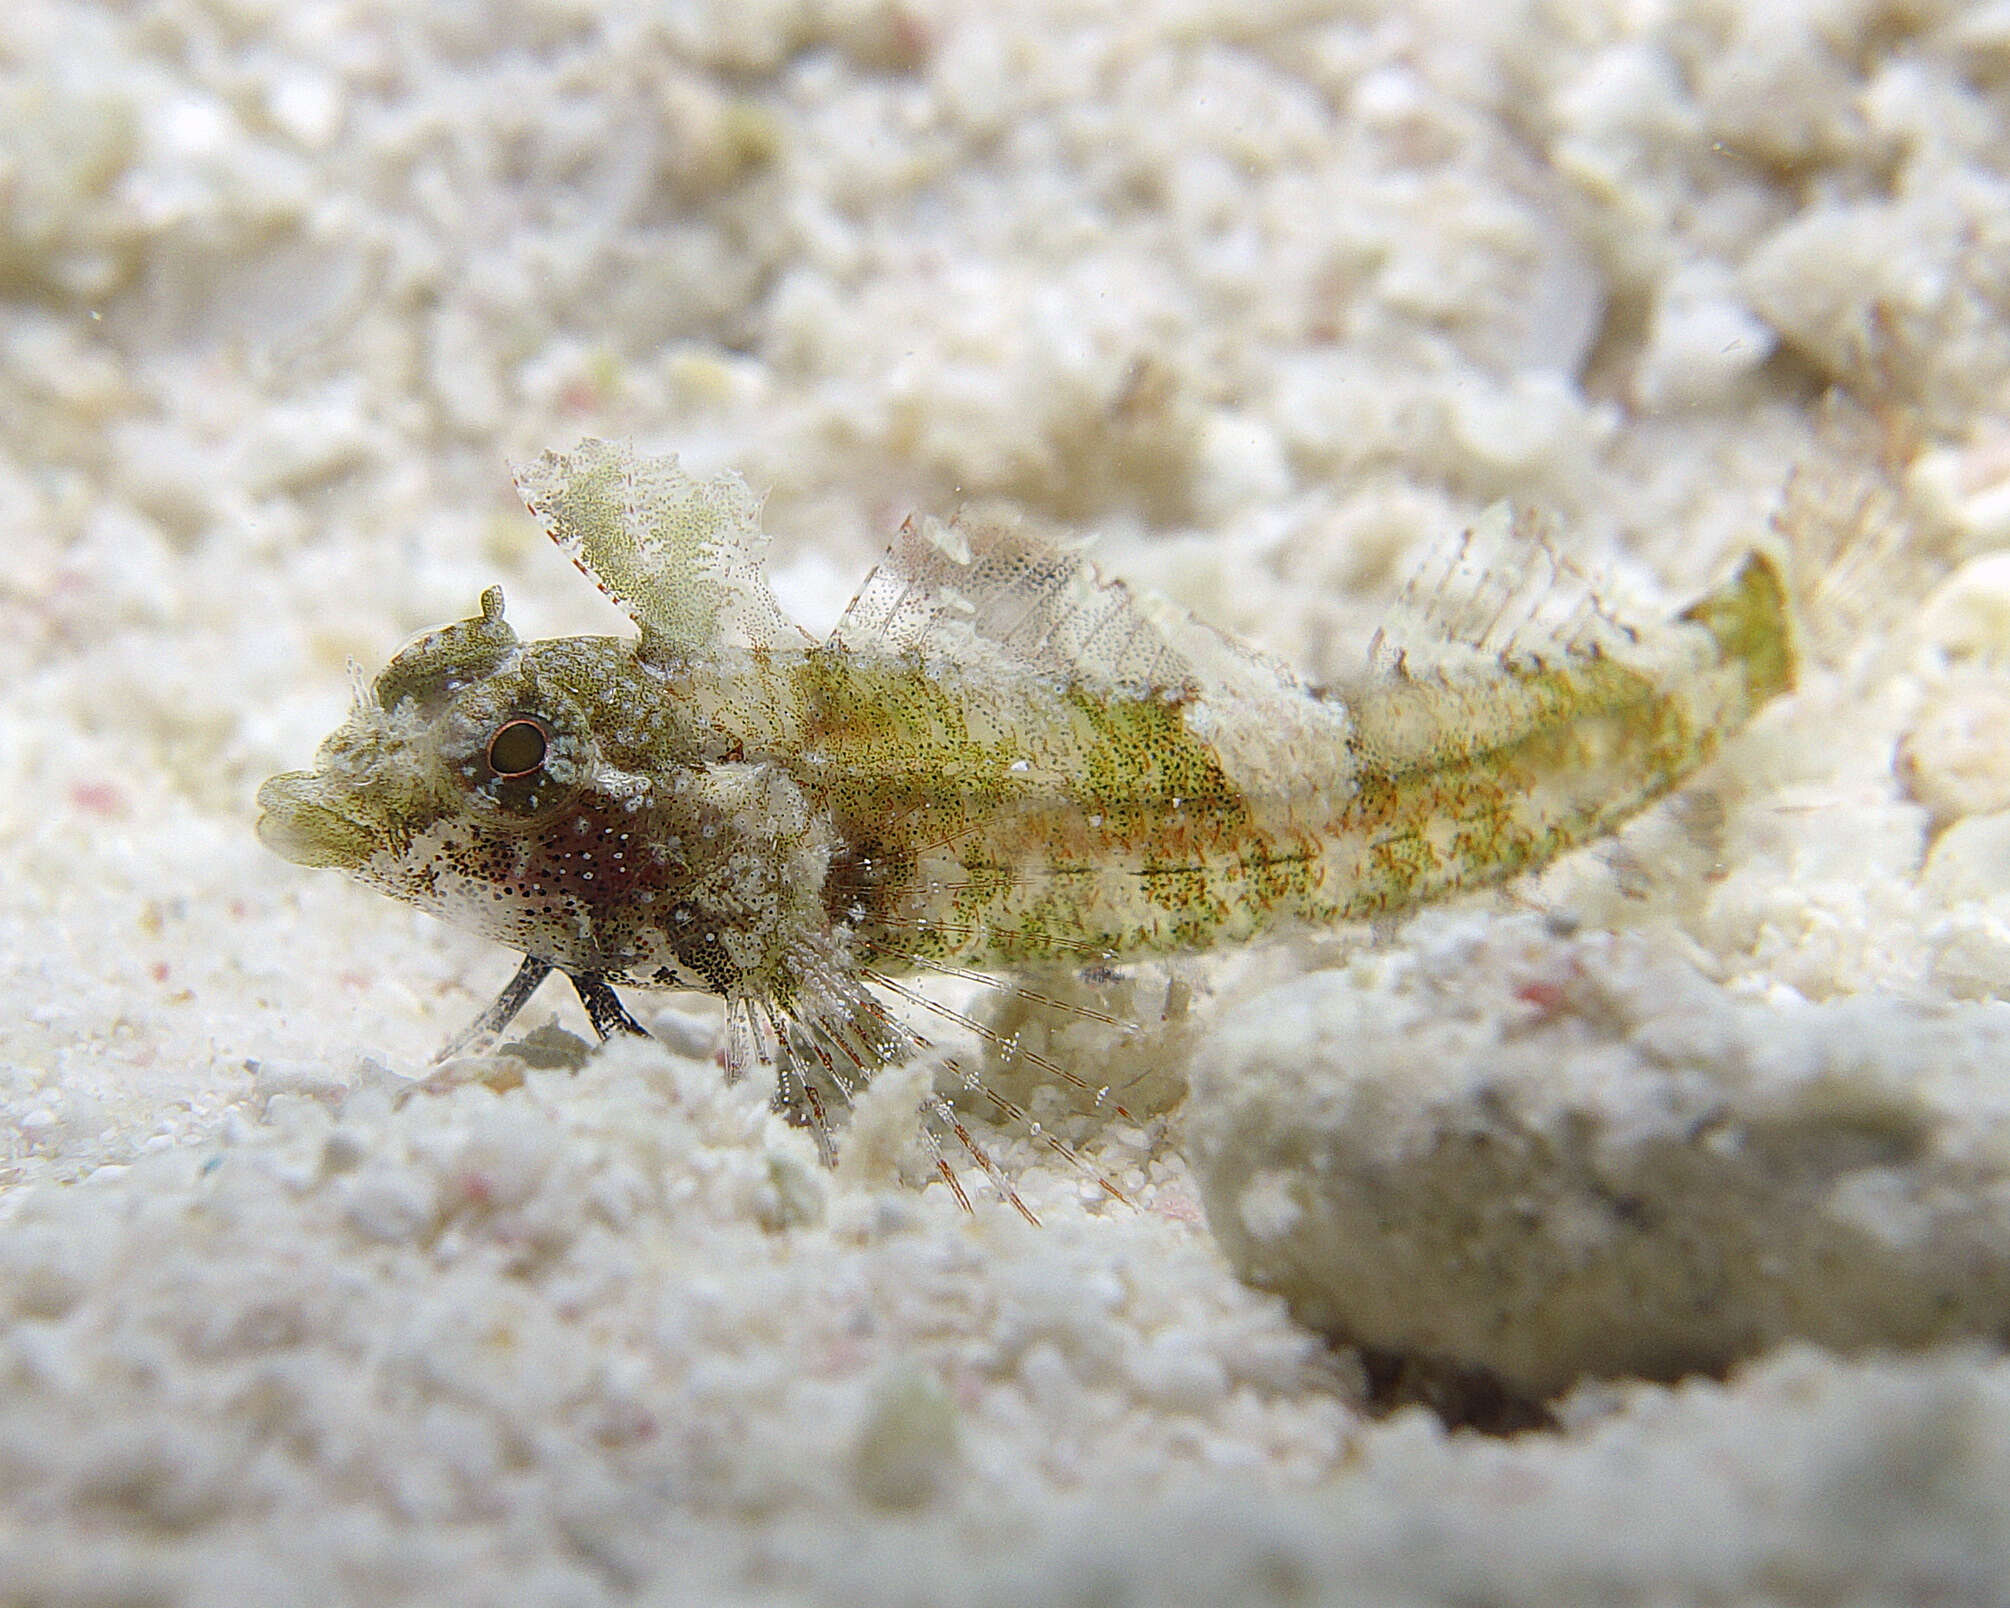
[1191,916,2010,1399]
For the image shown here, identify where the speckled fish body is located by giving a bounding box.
[257,439,1794,1191]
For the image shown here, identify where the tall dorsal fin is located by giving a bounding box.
[513,438,800,661]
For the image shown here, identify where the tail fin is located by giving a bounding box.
[1766,399,1955,676]
[1678,550,1796,711]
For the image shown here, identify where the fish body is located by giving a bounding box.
[257,440,1794,1192]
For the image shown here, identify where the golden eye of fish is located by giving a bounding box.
[487,717,550,778]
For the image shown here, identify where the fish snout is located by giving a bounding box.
[255,770,378,870]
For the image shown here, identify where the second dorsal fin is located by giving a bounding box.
[833,509,1190,692]
[833,505,1329,717]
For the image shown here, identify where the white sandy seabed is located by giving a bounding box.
[6,1,2010,1603]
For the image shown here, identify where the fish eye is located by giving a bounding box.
[487,717,550,778]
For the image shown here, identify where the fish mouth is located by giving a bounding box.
[255,770,379,871]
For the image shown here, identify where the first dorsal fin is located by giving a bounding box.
[513,438,800,661]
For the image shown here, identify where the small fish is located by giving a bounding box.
[258,439,1795,1214]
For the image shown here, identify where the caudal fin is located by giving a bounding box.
[1767,401,1956,675]
[1678,549,1796,711]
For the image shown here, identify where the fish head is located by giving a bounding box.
[259,571,830,992]
[257,586,601,912]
